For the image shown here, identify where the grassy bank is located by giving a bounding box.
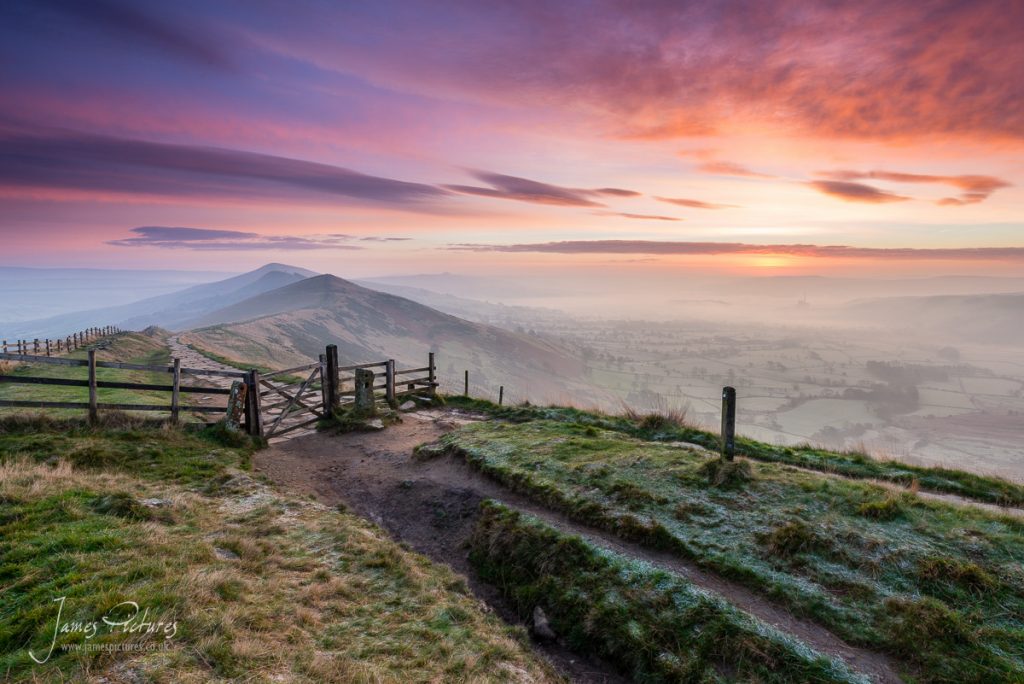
[443,396,1024,507]
[436,418,1024,683]
[0,416,556,682]
[470,500,867,684]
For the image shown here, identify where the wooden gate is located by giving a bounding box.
[253,360,326,439]
[243,345,437,439]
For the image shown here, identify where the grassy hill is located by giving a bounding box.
[181,274,593,403]
[0,416,557,682]
[428,399,1024,683]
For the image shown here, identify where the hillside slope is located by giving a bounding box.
[182,274,593,403]
[2,263,315,338]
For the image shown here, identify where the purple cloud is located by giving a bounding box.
[444,171,640,208]
[108,226,366,250]
[0,126,450,209]
[447,240,1024,260]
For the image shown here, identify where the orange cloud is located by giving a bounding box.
[697,161,774,179]
[808,180,909,204]
[655,196,735,209]
[820,170,1011,205]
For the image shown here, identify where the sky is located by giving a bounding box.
[1,0,1023,279]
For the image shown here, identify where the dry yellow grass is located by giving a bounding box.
[1,437,559,683]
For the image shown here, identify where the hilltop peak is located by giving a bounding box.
[250,263,319,278]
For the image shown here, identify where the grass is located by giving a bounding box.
[470,500,867,684]
[0,332,183,421]
[181,339,303,384]
[0,417,557,682]
[434,418,1024,683]
[443,395,1024,506]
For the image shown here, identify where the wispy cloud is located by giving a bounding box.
[655,196,735,209]
[444,171,640,207]
[38,0,233,70]
[808,180,909,204]
[819,170,1011,206]
[447,240,1024,260]
[0,126,450,209]
[696,161,774,179]
[596,211,682,221]
[108,226,369,250]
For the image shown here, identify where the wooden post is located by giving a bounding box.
[464,369,469,396]
[385,359,396,406]
[319,353,328,412]
[170,357,181,424]
[245,369,263,437]
[499,386,504,406]
[88,350,98,424]
[428,352,436,397]
[325,344,339,411]
[721,386,736,461]
[45,339,51,356]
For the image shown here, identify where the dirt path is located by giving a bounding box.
[257,410,902,684]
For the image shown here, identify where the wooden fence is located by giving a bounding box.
[247,345,437,438]
[0,341,437,439]
[1,326,121,356]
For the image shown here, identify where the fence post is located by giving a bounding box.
[721,386,736,461]
[1,340,5,353]
[245,369,263,437]
[170,357,181,424]
[499,386,504,406]
[385,359,396,407]
[319,353,328,412]
[325,344,339,411]
[45,339,51,357]
[428,352,436,397]
[88,350,98,424]
[464,369,469,396]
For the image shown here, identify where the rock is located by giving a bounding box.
[214,546,240,560]
[140,498,171,508]
[531,606,556,641]
[44,455,60,467]
[400,400,416,411]
[364,418,385,431]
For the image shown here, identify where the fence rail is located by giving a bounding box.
[1,341,439,438]
[1,326,121,356]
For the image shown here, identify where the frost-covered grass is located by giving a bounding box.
[438,417,1024,683]
[444,396,1024,506]
[471,500,869,684]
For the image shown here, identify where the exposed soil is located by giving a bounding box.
[257,409,904,684]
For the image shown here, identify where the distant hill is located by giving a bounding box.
[0,266,230,324]
[182,274,592,402]
[1,263,316,338]
[845,291,1024,343]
